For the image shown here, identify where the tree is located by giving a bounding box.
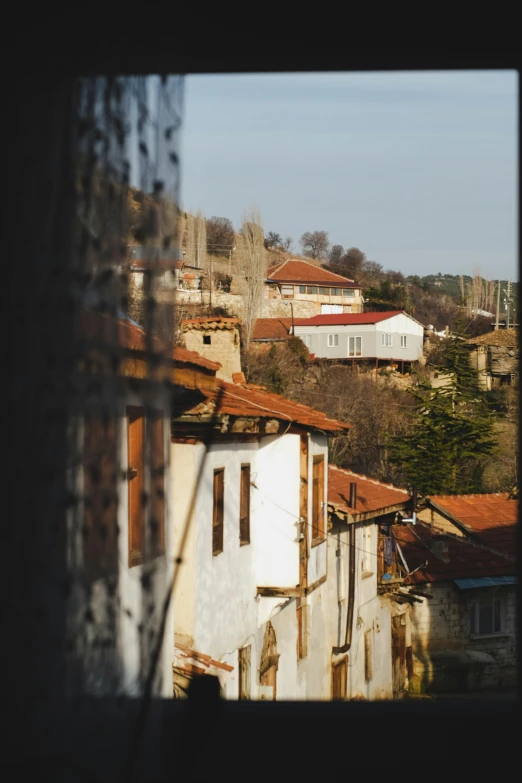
[300,231,329,260]
[282,236,293,252]
[236,208,266,345]
[265,231,282,249]
[340,247,366,279]
[329,244,344,265]
[387,323,496,496]
[360,260,383,286]
[206,216,235,255]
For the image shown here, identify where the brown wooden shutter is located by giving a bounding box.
[150,410,165,557]
[238,645,251,700]
[364,629,373,683]
[332,657,347,700]
[239,464,250,545]
[127,407,145,567]
[83,411,118,580]
[212,468,224,555]
[312,455,325,542]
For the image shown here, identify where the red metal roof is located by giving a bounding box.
[294,311,404,327]
[252,318,292,340]
[182,380,351,434]
[267,259,357,286]
[328,465,411,517]
[396,521,516,585]
[428,494,518,559]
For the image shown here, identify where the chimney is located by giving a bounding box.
[349,482,357,510]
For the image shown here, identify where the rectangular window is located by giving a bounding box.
[83,410,119,580]
[127,407,166,568]
[281,284,294,298]
[332,657,348,700]
[312,455,325,544]
[240,464,250,546]
[327,334,339,347]
[469,598,502,635]
[203,334,211,345]
[213,468,225,555]
[302,334,312,348]
[238,645,251,699]
[299,285,306,294]
[343,289,355,297]
[318,286,328,295]
[381,334,392,347]
[333,287,342,296]
[401,335,407,348]
[364,630,373,682]
[348,336,362,356]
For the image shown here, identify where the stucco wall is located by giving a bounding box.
[182,326,242,383]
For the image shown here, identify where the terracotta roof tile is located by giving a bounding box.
[181,316,240,329]
[428,494,518,559]
[294,311,405,327]
[267,259,357,286]
[183,380,351,433]
[173,346,222,371]
[328,465,411,516]
[466,329,518,347]
[396,522,516,585]
[252,318,292,340]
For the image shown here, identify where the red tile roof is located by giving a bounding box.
[328,465,411,517]
[181,317,241,329]
[174,643,234,673]
[395,522,516,585]
[173,346,222,371]
[182,380,351,434]
[294,311,404,327]
[252,318,292,341]
[428,494,518,559]
[267,259,357,287]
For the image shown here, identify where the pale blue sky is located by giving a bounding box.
[180,71,518,280]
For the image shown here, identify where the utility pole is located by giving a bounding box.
[507,280,511,329]
[495,280,500,330]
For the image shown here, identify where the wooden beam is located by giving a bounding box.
[257,586,303,598]
[304,573,327,596]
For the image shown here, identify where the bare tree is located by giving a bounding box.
[360,260,384,287]
[300,230,329,260]
[329,244,344,265]
[184,213,195,264]
[265,231,282,249]
[236,208,266,345]
[206,216,235,255]
[194,210,207,269]
[282,236,293,252]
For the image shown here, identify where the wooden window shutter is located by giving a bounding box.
[238,645,251,700]
[83,411,118,580]
[150,410,165,557]
[239,464,250,545]
[364,630,373,682]
[312,456,325,542]
[332,658,347,700]
[213,468,224,555]
[127,407,145,567]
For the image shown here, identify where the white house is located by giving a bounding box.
[293,310,425,369]
[327,465,413,699]
[171,368,351,700]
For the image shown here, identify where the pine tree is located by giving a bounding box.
[387,317,496,496]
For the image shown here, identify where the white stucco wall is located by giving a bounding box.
[68,385,174,698]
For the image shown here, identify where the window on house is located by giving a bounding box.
[332,288,342,296]
[302,334,312,348]
[312,455,325,544]
[343,289,354,297]
[332,657,348,700]
[299,285,306,293]
[364,630,373,682]
[400,335,407,348]
[469,598,502,635]
[238,644,251,699]
[213,468,225,555]
[297,600,308,660]
[318,287,328,295]
[348,336,362,356]
[127,407,166,568]
[203,335,211,345]
[83,410,119,580]
[281,284,294,298]
[361,527,372,575]
[327,334,339,347]
[239,464,250,545]
[382,334,392,347]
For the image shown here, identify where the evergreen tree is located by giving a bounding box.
[387,317,496,496]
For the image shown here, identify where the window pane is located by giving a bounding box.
[299,285,306,293]
[356,337,361,355]
[479,600,493,634]
[311,286,318,294]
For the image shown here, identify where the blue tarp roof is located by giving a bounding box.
[454,576,516,590]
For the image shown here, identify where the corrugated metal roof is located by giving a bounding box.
[454,575,516,590]
[294,311,405,327]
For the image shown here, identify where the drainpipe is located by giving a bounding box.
[332,522,356,654]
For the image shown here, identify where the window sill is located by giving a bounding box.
[361,571,374,580]
[469,633,511,640]
[311,536,326,548]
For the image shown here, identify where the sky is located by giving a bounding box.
[180,71,518,281]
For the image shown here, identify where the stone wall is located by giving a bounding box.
[182,326,242,383]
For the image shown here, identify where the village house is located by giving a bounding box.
[265,258,364,315]
[180,316,242,382]
[251,317,293,347]
[396,492,517,694]
[293,310,425,371]
[327,466,414,699]
[171,362,351,700]
[466,328,518,389]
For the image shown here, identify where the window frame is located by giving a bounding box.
[348,336,362,356]
[343,288,355,297]
[469,597,502,636]
[400,335,407,348]
[327,333,339,348]
[212,467,225,556]
[311,455,325,546]
[239,463,251,546]
[381,333,392,347]
[331,657,348,700]
[238,644,251,699]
